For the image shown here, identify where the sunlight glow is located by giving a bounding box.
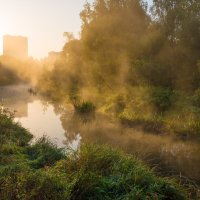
[0,0,92,58]
[0,0,151,58]
[0,18,6,55]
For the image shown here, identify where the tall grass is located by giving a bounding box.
[74,101,96,114]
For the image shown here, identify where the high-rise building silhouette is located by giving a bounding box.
[3,35,28,59]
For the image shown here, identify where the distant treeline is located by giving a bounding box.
[0,61,21,86]
[0,56,41,86]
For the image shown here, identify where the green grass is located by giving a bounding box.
[25,137,66,169]
[0,112,190,199]
[119,111,165,134]
[0,112,33,146]
[74,101,96,114]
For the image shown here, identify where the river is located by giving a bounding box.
[0,84,200,185]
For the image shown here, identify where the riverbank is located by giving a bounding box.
[37,82,200,141]
[0,112,190,199]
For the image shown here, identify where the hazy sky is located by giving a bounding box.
[0,0,152,58]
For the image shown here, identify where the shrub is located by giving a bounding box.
[74,101,96,114]
[149,87,175,113]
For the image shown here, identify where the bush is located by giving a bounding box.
[74,101,96,114]
[149,87,175,113]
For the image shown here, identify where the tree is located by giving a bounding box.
[80,0,150,88]
[152,0,200,52]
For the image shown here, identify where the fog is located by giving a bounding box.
[0,0,200,196]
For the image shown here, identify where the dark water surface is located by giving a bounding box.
[1,85,200,184]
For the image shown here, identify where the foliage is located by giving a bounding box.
[192,88,200,108]
[53,144,186,200]
[0,62,21,86]
[74,101,96,114]
[0,110,32,147]
[151,0,200,50]
[149,87,175,113]
[119,111,165,134]
[38,0,200,112]
[25,137,65,169]
[0,56,41,86]
[1,0,200,198]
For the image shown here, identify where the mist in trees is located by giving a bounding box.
[38,0,200,131]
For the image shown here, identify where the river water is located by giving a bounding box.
[0,84,200,185]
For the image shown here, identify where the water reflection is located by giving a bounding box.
[0,85,200,184]
[60,110,200,182]
[15,100,67,147]
[0,84,33,117]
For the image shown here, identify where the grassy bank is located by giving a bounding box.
[0,112,191,199]
[96,86,200,139]
[38,82,200,139]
